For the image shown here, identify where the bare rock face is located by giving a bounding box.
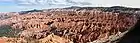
[0,37,27,43]
[39,34,72,43]
[0,8,138,43]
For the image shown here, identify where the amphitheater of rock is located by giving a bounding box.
[3,10,137,43]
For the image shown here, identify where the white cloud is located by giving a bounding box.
[1,0,140,12]
[13,0,92,6]
[0,0,140,7]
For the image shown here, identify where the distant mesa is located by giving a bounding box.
[18,9,43,14]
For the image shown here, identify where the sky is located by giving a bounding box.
[0,0,139,12]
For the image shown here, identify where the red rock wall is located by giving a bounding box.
[8,10,137,43]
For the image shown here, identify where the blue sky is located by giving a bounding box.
[0,0,139,12]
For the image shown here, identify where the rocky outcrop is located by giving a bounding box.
[0,6,139,43]
[3,10,136,43]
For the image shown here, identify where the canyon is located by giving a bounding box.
[0,6,140,43]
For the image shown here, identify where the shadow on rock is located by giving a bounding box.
[118,19,140,43]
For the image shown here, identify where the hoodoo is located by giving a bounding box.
[0,6,139,43]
